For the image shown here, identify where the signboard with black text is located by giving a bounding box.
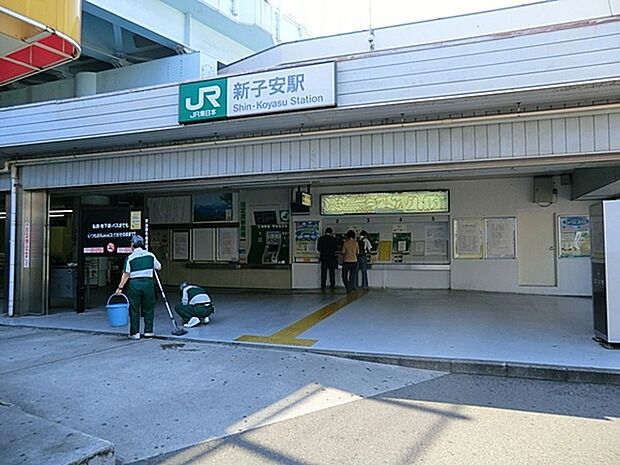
[179,62,336,124]
[81,208,144,255]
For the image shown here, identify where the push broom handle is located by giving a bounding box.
[153,270,187,335]
[154,270,174,318]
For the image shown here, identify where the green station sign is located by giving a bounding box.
[179,62,335,124]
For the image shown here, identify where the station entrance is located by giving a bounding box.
[43,185,295,315]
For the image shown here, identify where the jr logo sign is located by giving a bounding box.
[178,63,336,125]
[186,85,221,110]
[178,79,227,123]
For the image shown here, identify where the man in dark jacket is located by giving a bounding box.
[317,227,338,291]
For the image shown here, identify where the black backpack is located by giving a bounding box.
[357,238,365,257]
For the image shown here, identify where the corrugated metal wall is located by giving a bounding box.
[0,85,179,147]
[337,20,620,107]
[20,109,620,189]
[223,0,620,75]
[2,20,620,148]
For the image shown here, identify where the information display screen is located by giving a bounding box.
[321,190,449,215]
[254,210,278,225]
[81,208,143,255]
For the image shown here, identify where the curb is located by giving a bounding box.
[307,350,620,385]
[3,322,619,385]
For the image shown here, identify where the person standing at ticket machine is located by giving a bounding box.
[341,230,359,294]
[357,230,373,291]
[317,227,338,291]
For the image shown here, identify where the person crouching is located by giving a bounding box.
[175,282,215,328]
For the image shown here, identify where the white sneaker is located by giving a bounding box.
[183,316,200,328]
[128,333,140,340]
[143,332,155,338]
[202,316,210,324]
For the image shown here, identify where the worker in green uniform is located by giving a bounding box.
[175,282,215,328]
[115,235,162,340]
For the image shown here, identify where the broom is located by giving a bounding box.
[154,271,187,336]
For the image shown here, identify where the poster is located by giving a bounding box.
[558,215,591,258]
[294,220,320,261]
[485,218,516,259]
[413,240,426,256]
[239,201,247,264]
[392,232,411,262]
[425,224,448,256]
[453,218,483,259]
[23,221,30,268]
[216,228,239,262]
[239,201,247,239]
[172,231,189,260]
[378,240,392,262]
[130,211,142,230]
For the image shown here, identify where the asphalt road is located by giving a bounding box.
[135,373,620,465]
[1,326,619,465]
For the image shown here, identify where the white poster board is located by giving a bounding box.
[217,228,239,262]
[425,223,448,256]
[192,228,215,262]
[453,218,483,259]
[172,231,189,261]
[485,218,516,259]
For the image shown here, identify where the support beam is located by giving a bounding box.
[112,23,125,60]
[84,2,188,53]
[85,0,270,58]
[14,190,48,316]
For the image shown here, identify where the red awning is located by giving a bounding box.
[0,32,78,86]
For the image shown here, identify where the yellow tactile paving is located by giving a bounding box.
[235,290,364,346]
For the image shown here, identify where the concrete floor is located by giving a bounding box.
[2,287,619,371]
[0,326,444,464]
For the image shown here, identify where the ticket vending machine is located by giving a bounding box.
[590,200,620,344]
[262,231,282,264]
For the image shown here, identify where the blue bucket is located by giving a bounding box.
[106,293,129,327]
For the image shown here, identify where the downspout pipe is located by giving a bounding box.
[8,163,17,316]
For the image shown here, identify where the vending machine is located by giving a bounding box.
[262,231,282,264]
[590,200,620,344]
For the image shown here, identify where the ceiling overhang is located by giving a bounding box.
[0,1,81,87]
